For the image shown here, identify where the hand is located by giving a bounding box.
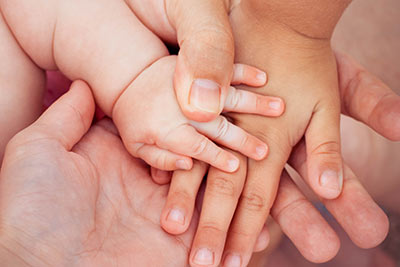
[0,81,196,266]
[113,56,284,173]
[153,52,400,266]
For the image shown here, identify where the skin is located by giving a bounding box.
[180,2,400,266]
[0,81,199,266]
[0,0,285,172]
[1,58,399,267]
[159,52,400,267]
[0,1,396,266]
[112,57,285,172]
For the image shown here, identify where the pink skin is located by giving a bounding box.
[112,56,284,173]
[0,0,284,175]
[0,82,199,266]
[153,52,400,267]
[3,49,398,266]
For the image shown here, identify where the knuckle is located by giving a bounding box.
[184,26,234,57]
[239,131,249,149]
[213,148,226,165]
[155,153,169,169]
[191,137,208,156]
[230,89,242,110]
[169,190,193,204]
[215,117,229,139]
[252,128,291,158]
[130,143,144,157]
[199,221,227,236]
[229,227,255,240]
[311,141,341,157]
[207,175,238,198]
[240,190,268,212]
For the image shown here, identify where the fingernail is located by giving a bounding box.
[190,79,221,113]
[193,248,214,265]
[255,145,268,159]
[256,72,267,84]
[224,253,242,267]
[320,170,342,193]
[153,168,169,179]
[176,159,191,170]
[228,158,239,172]
[268,100,282,111]
[167,208,185,225]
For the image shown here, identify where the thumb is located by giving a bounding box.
[30,80,95,150]
[166,0,234,122]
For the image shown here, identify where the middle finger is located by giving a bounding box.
[189,151,248,267]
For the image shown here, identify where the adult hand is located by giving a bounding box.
[0,81,198,266]
[154,52,400,266]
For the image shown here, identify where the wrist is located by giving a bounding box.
[237,0,352,40]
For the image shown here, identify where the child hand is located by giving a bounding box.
[112,56,284,172]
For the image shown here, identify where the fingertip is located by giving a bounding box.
[354,209,389,249]
[269,97,285,116]
[374,95,400,141]
[253,227,270,252]
[317,169,343,199]
[227,156,240,173]
[176,158,193,171]
[258,96,285,117]
[232,63,268,87]
[161,206,189,235]
[150,167,172,185]
[253,144,269,161]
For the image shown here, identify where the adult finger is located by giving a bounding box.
[252,224,270,253]
[335,51,400,141]
[25,80,95,150]
[161,161,208,235]
[270,170,340,263]
[189,152,247,267]
[221,141,290,267]
[166,0,234,122]
[290,140,389,249]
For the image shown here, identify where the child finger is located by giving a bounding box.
[224,86,284,116]
[160,124,240,173]
[150,167,173,185]
[190,116,268,160]
[305,104,343,199]
[230,63,267,87]
[131,143,193,171]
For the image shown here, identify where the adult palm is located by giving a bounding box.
[0,81,196,267]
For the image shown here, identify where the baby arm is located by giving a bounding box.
[0,12,45,162]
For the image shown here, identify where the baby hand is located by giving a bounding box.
[112,56,284,172]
